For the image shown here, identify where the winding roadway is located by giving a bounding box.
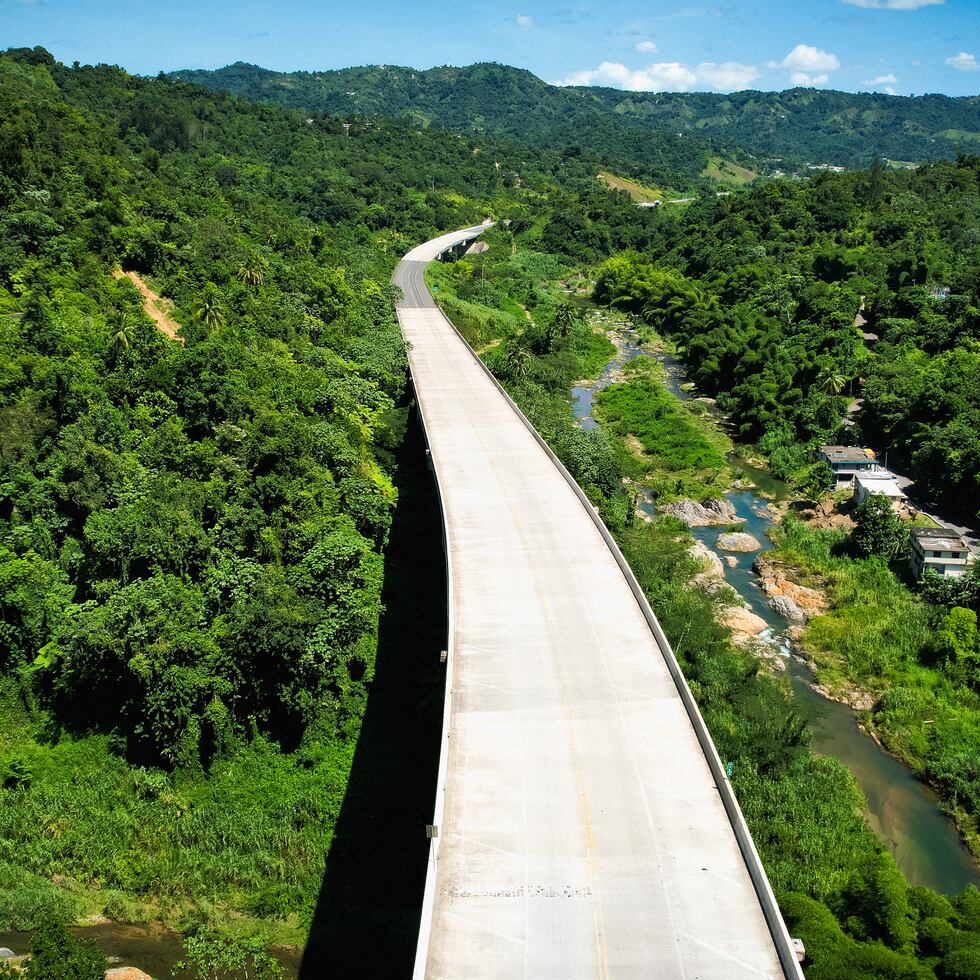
[394,226,803,979]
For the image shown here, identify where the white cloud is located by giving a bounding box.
[773,44,840,72]
[516,13,534,27]
[843,0,943,8]
[790,72,829,86]
[946,52,980,72]
[556,59,760,92]
[635,40,658,53]
[883,86,897,94]
[863,73,898,84]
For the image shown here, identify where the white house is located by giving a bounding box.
[909,528,976,579]
[854,474,906,510]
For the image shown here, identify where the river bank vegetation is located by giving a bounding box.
[592,155,980,520]
[594,359,733,502]
[429,232,980,979]
[586,148,980,874]
[769,516,980,862]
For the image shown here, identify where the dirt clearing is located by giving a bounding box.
[113,268,184,344]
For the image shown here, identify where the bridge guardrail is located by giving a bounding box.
[401,229,806,980]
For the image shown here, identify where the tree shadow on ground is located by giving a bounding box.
[299,407,447,978]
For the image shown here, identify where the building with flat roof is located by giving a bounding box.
[854,474,906,510]
[819,445,879,488]
[909,528,976,579]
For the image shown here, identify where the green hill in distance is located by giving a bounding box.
[172,61,980,178]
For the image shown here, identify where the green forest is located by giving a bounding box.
[173,61,980,174]
[3,39,980,980]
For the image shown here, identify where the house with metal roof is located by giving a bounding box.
[819,445,880,488]
[854,474,906,510]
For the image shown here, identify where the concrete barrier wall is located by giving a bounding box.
[401,230,805,980]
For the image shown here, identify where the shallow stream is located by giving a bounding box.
[572,322,980,895]
[0,923,301,978]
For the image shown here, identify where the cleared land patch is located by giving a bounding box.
[702,155,757,185]
[113,268,184,343]
[597,171,665,203]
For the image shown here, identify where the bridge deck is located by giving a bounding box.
[395,228,797,979]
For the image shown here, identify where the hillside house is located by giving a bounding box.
[854,474,906,510]
[909,528,976,579]
[819,445,879,488]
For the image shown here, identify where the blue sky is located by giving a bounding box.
[3,0,979,96]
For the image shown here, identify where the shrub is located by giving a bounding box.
[24,917,106,980]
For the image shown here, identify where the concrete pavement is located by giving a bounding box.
[395,226,803,979]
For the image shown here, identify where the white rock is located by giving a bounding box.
[716,532,762,553]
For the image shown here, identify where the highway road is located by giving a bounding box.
[394,226,803,979]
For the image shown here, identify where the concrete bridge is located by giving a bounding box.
[394,226,805,979]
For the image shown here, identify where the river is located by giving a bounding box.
[572,319,980,896]
[0,923,301,978]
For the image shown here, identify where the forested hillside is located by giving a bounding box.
[173,61,980,174]
[593,157,980,517]
[0,43,526,771]
[0,45,686,964]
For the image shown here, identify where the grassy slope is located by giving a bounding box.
[596,171,665,203]
[768,518,980,858]
[702,154,758,185]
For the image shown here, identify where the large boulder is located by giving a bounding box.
[770,595,806,623]
[688,540,725,584]
[719,604,769,638]
[106,969,154,980]
[716,531,762,553]
[754,555,829,619]
[661,497,742,527]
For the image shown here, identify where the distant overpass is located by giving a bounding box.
[394,226,805,979]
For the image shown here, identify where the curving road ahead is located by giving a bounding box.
[395,227,803,979]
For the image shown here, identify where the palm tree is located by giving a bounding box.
[112,312,135,350]
[505,337,532,381]
[236,256,267,288]
[194,286,226,331]
[554,302,576,338]
[818,368,848,397]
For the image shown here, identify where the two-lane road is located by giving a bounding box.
[395,226,802,979]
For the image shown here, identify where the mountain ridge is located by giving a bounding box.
[171,61,980,174]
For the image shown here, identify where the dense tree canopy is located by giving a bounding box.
[172,61,980,176]
[594,156,980,515]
